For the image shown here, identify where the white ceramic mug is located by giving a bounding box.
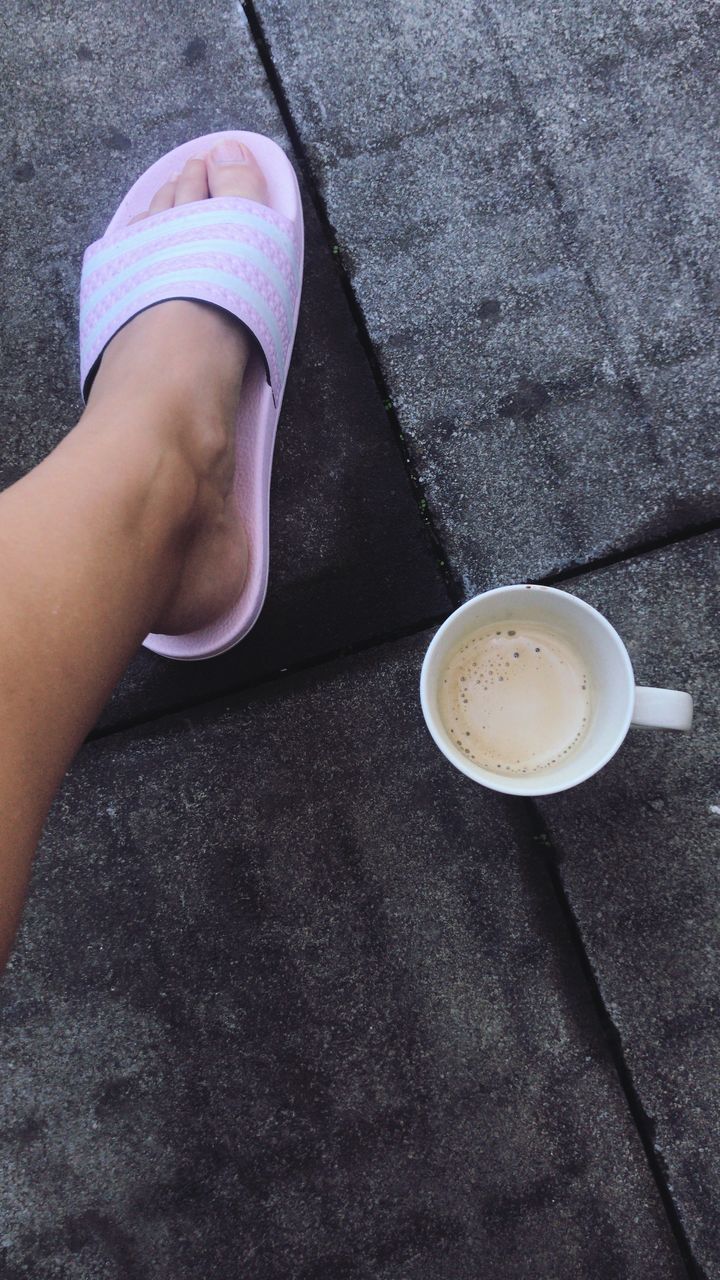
[420,584,693,797]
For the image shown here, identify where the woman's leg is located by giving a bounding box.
[0,143,267,970]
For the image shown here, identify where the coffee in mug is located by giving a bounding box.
[420,585,693,797]
[438,622,591,778]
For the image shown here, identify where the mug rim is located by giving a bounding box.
[420,584,636,796]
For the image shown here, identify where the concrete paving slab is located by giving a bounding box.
[0,637,684,1278]
[537,531,719,1277]
[254,0,720,592]
[0,0,449,729]
[485,0,719,372]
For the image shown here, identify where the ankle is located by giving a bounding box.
[76,398,204,535]
[86,300,248,484]
[89,300,249,416]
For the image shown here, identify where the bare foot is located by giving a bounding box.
[87,141,268,635]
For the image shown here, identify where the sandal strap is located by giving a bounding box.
[80,195,302,405]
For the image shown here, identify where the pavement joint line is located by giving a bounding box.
[86,610,452,744]
[539,517,720,586]
[91,518,720,744]
[240,0,460,604]
[522,801,706,1280]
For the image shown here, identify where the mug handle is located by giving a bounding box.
[632,686,693,731]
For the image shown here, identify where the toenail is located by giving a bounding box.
[211,140,250,166]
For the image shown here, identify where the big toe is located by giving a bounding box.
[207,139,267,203]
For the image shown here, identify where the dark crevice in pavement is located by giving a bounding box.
[87,609,451,743]
[519,801,706,1280]
[539,517,720,586]
[88,519,719,744]
[240,0,461,607]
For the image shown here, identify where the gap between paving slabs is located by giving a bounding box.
[96,508,720,744]
[239,0,460,598]
[533,530,719,1280]
[521,803,705,1280]
[89,610,450,744]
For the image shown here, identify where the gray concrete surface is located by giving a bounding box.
[0,0,718,1274]
[0,638,684,1279]
[538,531,720,1278]
[254,0,720,592]
[0,0,449,729]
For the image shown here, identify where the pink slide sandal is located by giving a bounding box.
[79,131,304,660]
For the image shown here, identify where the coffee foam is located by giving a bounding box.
[438,622,591,777]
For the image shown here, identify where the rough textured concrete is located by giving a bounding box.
[0,0,449,729]
[0,637,683,1279]
[1,0,717,1274]
[538,532,719,1277]
[254,0,720,592]
[487,0,719,372]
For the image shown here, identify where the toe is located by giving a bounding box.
[149,178,178,214]
[127,140,267,228]
[129,177,177,224]
[207,140,267,203]
[174,157,209,205]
